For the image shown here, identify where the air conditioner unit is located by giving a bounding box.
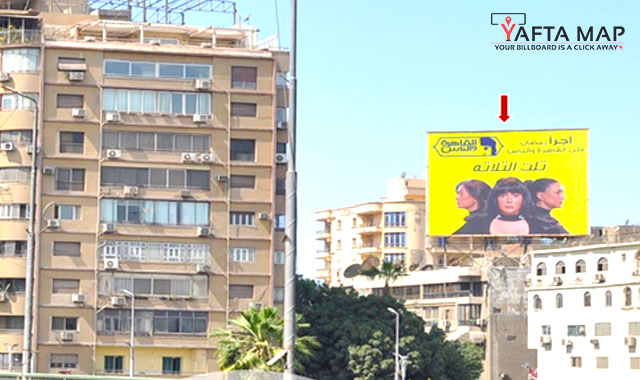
[540,335,552,344]
[198,153,214,163]
[26,145,40,154]
[625,336,637,346]
[101,223,116,234]
[477,319,488,328]
[195,79,211,90]
[61,331,76,342]
[105,112,121,123]
[258,213,270,220]
[182,152,197,162]
[105,149,122,159]
[42,167,55,175]
[562,339,573,346]
[72,108,85,118]
[1,142,15,151]
[552,276,563,286]
[276,121,288,129]
[216,175,228,183]
[179,190,192,198]
[196,264,211,273]
[47,219,61,228]
[275,153,288,164]
[111,296,126,306]
[71,293,86,303]
[123,186,139,196]
[84,36,96,42]
[249,302,263,310]
[197,227,211,237]
[0,72,11,82]
[149,39,161,45]
[68,71,85,81]
[104,257,119,270]
[193,114,208,123]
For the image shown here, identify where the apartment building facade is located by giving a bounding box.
[0,1,289,376]
[527,241,640,379]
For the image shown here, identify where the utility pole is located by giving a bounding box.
[388,307,400,380]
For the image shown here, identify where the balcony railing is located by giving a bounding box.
[0,29,41,45]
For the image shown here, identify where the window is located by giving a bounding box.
[0,204,28,219]
[59,132,84,153]
[153,311,207,334]
[0,240,26,256]
[457,304,481,324]
[103,131,210,152]
[556,261,566,274]
[584,292,591,307]
[0,353,22,370]
[104,356,123,373]
[52,279,79,293]
[104,60,211,79]
[100,199,209,226]
[384,233,406,248]
[275,214,285,230]
[276,107,288,123]
[567,325,586,336]
[0,315,24,330]
[55,168,85,191]
[274,251,285,265]
[625,287,633,307]
[597,257,608,271]
[275,178,285,195]
[536,262,547,276]
[533,295,542,310]
[51,316,78,331]
[56,94,83,109]
[229,284,253,299]
[100,274,207,298]
[384,253,405,265]
[50,354,77,369]
[274,287,284,303]
[53,242,81,257]
[605,291,612,307]
[570,357,582,368]
[97,309,154,335]
[1,93,37,110]
[276,142,287,154]
[2,48,39,72]
[632,357,640,370]
[230,175,255,189]
[541,325,551,335]
[230,139,255,161]
[575,259,586,273]
[0,279,25,292]
[57,57,86,72]
[100,240,210,264]
[101,167,210,190]
[629,322,640,335]
[54,205,81,220]
[0,130,31,145]
[230,212,254,226]
[229,247,255,263]
[596,357,609,369]
[231,66,257,89]
[385,212,406,227]
[230,102,257,117]
[595,322,611,336]
[162,357,181,375]
[0,167,29,183]
[556,293,563,308]
[336,240,341,250]
[103,89,210,115]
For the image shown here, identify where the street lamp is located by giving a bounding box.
[387,307,399,380]
[120,289,135,377]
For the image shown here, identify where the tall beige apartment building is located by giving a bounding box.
[0,0,289,375]
[315,177,426,287]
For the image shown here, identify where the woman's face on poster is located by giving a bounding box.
[497,191,523,216]
[456,185,478,211]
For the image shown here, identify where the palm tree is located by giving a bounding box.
[211,306,318,372]
[361,261,407,296]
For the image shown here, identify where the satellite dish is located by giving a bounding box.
[361,257,380,271]
[343,264,362,278]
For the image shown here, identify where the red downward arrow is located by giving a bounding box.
[497,94,511,123]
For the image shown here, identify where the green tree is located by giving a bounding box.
[211,306,319,372]
[360,261,406,296]
[296,278,484,380]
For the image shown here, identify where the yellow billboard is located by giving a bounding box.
[427,129,588,236]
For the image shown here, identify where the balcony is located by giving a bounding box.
[0,29,41,45]
[356,245,382,256]
[357,225,382,235]
[315,229,331,240]
[352,203,382,215]
[316,268,331,281]
[316,249,330,259]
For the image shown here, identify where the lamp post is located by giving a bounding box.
[0,84,38,375]
[120,289,135,377]
[387,307,399,380]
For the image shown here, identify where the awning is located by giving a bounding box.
[58,62,87,71]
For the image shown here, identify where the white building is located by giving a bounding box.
[527,241,640,379]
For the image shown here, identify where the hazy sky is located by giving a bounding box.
[191,1,640,279]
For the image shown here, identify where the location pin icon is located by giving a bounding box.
[505,16,511,25]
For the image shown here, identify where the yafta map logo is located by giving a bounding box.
[491,13,625,51]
